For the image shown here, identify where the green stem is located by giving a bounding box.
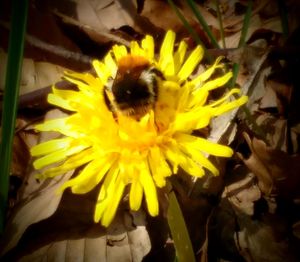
[186,0,220,48]
[0,0,28,233]
[167,184,196,262]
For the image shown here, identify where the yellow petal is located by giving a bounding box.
[73,155,116,194]
[64,72,102,92]
[175,133,233,157]
[162,55,175,76]
[33,141,89,169]
[33,149,68,169]
[159,30,175,60]
[35,117,81,138]
[179,144,219,176]
[101,176,125,226]
[104,52,117,77]
[98,162,119,202]
[148,146,171,187]
[35,118,66,131]
[49,86,88,110]
[192,56,224,85]
[31,137,71,156]
[212,95,248,116]
[61,154,116,194]
[178,45,204,81]
[94,162,119,222]
[208,88,241,108]
[179,157,205,178]
[141,35,154,60]
[173,40,187,73]
[47,93,75,111]
[42,148,95,178]
[94,197,109,223]
[139,160,159,216]
[130,41,144,56]
[201,71,232,91]
[172,108,212,132]
[92,60,111,83]
[112,44,127,61]
[176,82,191,112]
[65,143,89,157]
[163,144,186,174]
[59,160,99,192]
[159,30,175,74]
[130,178,143,211]
[189,89,209,108]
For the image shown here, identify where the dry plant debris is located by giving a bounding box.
[1,0,300,261]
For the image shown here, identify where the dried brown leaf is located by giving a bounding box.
[254,115,288,151]
[0,50,65,95]
[141,0,193,33]
[0,110,73,256]
[223,170,261,216]
[238,134,274,195]
[239,133,300,199]
[267,79,293,116]
[259,84,278,109]
[2,201,150,261]
[235,217,298,262]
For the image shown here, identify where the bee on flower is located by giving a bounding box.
[30,30,248,227]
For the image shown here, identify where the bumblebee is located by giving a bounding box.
[104,55,164,120]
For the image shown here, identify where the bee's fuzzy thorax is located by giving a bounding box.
[105,54,163,120]
[117,55,150,72]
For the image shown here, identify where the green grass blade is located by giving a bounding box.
[168,189,196,262]
[167,0,204,47]
[167,0,214,62]
[215,0,226,48]
[0,0,28,233]
[238,0,253,48]
[186,0,220,48]
[231,0,253,87]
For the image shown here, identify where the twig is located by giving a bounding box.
[52,10,131,47]
[0,20,92,65]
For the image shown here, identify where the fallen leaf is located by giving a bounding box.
[223,166,261,216]
[0,110,73,256]
[238,133,300,199]
[259,83,278,110]
[141,0,193,34]
[266,79,293,117]
[235,216,298,262]
[0,50,66,95]
[254,114,288,151]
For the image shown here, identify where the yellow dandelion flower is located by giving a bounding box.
[30,30,248,227]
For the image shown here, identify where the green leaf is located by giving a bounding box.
[167,188,196,262]
[0,0,28,233]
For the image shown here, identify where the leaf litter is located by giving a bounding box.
[1,0,300,261]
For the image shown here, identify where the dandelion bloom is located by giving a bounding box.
[31,30,248,226]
